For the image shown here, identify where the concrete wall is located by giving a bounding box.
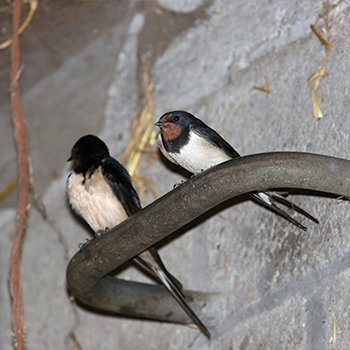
[1,0,350,349]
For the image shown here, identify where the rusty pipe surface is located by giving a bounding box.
[66,152,350,324]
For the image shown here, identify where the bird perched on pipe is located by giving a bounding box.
[155,110,318,230]
[66,134,210,338]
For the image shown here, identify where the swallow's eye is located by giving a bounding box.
[173,116,179,122]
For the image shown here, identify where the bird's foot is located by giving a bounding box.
[173,180,186,189]
[96,227,109,237]
[78,238,92,250]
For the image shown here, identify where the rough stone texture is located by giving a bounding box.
[1,0,350,349]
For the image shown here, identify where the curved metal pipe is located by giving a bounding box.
[66,152,350,325]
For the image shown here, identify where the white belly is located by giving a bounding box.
[169,131,232,174]
[67,168,128,233]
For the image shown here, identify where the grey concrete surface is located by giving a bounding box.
[1,0,350,349]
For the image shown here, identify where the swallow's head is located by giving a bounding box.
[155,111,196,142]
[68,134,109,173]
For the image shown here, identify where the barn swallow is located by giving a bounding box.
[155,111,318,230]
[67,134,210,338]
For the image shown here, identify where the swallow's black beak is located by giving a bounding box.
[67,156,72,162]
[154,121,162,127]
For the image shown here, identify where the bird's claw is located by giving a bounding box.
[78,238,92,250]
[173,180,186,189]
[96,227,109,237]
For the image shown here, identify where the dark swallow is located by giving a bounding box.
[67,134,210,338]
[155,111,318,230]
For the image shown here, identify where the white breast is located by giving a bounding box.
[168,131,232,174]
[67,168,128,233]
[157,132,178,165]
